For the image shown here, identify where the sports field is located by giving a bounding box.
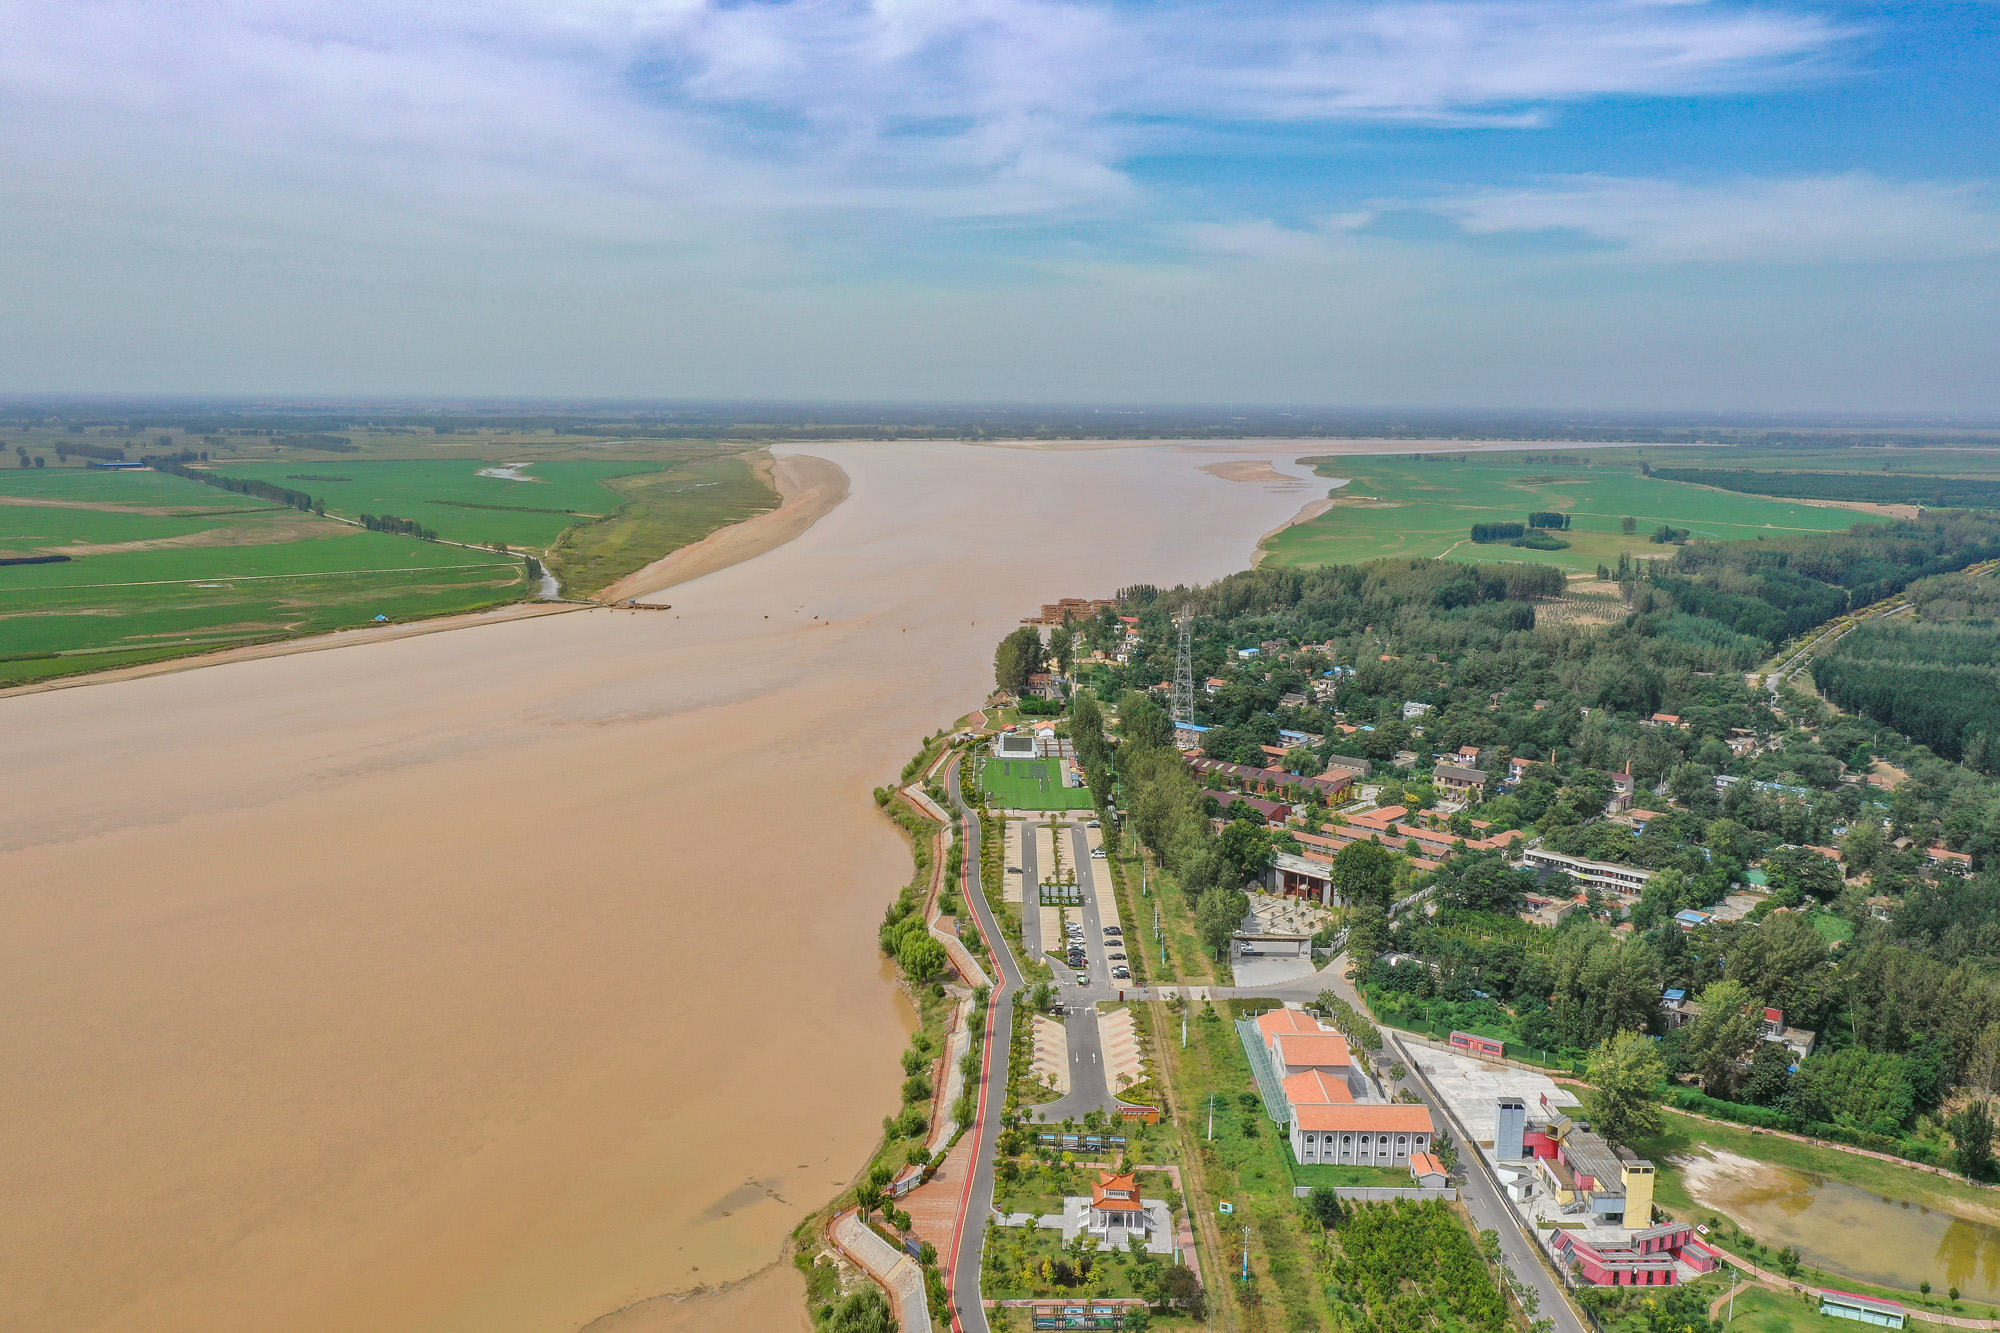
[0,466,525,686]
[1260,454,1870,574]
[979,757,1095,811]
[208,459,663,548]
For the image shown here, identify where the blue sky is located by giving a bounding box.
[1,0,1996,410]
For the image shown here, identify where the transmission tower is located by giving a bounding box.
[1173,608,1195,729]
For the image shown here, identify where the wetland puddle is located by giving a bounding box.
[1680,1148,2000,1303]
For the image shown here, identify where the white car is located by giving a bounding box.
[1090,848,1107,859]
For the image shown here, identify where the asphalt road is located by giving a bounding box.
[943,758,1017,1333]
[1317,961,1587,1333]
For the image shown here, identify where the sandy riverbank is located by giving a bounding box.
[0,600,588,700]
[594,452,848,603]
[0,440,1321,1333]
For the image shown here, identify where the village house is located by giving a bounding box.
[1521,848,1652,896]
[1217,793,1291,826]
[1433,762,1489,801]
[1402,701,1434,721]
[1928,845,1974,875]
[1660,991,1816,1061]
[1188,756,1353,803]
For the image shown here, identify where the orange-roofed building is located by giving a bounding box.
[1409,1153,1449,1187]
[1291,1103,1435,1166]
[1272,1031,1353,1079]
[1255,1005,1325,1049]
[1282,1069,1355,1119]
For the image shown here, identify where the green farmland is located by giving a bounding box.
[979,756,1096,811]
[208,459,662,548]
[0,466,526,686]
[1261,454,1871,574]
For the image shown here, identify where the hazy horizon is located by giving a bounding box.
[3,0,1996,411]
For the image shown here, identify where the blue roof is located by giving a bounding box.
[1663,988,1686,1001]
[1177,722,1210,732]
[1675,910,1709,924]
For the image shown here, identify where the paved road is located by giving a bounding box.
[1314,960,1586,1333]
[943,758,1019,1333]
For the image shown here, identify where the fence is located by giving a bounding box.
[1292,1185,1458,1201]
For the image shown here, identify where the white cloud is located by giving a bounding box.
[0,0,1852,235]
[1436,173,2000,262]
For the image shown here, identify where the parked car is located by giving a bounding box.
[1090,849,1107,859]
[1086,820,1100,828]
[1109,952,1127,961]
[1112,967,1131,979]
[1103,926,1122,935]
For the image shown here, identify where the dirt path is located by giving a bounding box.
[594,453,848,603]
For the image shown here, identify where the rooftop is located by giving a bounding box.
[1274,1032,1354,1069]
[1293,1103,1435,1133]
[1282,1069,1355,1106]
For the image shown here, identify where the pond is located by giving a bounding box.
[1679,1148,2000,1304]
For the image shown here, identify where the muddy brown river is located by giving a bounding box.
[0,440,1346,1333]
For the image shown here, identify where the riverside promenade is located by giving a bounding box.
[831,1209,933,1333]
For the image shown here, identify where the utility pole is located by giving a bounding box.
[1727,1267,1738,1325]
[1207,1093,1215,1140]
[1241,1225,1251,1283]
[1172,609,1195,734]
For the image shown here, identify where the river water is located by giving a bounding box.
[1680,1148,2000,1303]
[0,440,1336,1333]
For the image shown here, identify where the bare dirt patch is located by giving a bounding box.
[1200,459,1308,485]
[39,521,341,558]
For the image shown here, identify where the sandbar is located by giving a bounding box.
[594,452,849,603]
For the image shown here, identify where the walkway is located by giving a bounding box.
[1314,957,1588,1333]
[831,1208,934,1333]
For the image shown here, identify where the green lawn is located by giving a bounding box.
[980,757,1096,811]
[1261,455,1871,574]
[1282,1150,1411,1188]
[207,459,662,548]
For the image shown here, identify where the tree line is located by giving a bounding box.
[1655,467,2000,510]
[146,457,320,512]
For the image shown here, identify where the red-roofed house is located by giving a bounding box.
[1409,1153,1450,1188]
[1928,845,1973,875]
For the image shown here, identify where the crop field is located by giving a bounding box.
[207,459,663,548]
[978,757,1096,811]
[0,466,524,686]
[1261,454,1870,574]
